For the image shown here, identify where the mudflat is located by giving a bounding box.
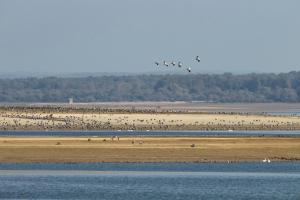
[0,136,299,163]
[1,106,300,130]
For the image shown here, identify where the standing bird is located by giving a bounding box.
[163,60,169,67]
[186,67,191,72]
[171,61,176,66]
[178,61,182,68]
[155,62,160,66]
[196,56,201,62]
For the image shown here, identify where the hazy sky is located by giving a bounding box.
[0,0,300,75]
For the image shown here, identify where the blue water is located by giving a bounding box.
[1,162,300,172]
[1,130,300,137]
[0,162,300,199]
[268,111,300,116]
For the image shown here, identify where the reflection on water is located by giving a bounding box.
[0,163,300,199]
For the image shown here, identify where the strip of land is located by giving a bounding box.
[0,137,299,163]
[1,106,300,130]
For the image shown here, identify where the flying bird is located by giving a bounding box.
[163,61,169,67]
[178,61,182,68]
[154,56,199,73]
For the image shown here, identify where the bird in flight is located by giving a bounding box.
[154,55,200,73]
[163,61,169,67]
[178,61,182,68]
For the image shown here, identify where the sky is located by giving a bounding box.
[0,0,300,75]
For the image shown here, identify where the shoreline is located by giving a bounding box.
[1,107,300,131]
[1,136,299,163]
[1,105,299,163]
[1,159,300,164]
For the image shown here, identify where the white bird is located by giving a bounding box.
[171,61,176,66]
[196,56,200,62]
[178,61,182,68]
[186,67,191,72]
[163,61,169,67]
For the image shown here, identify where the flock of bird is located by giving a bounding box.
[155,56,200,73]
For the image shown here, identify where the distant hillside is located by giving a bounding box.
[0,72,300,102]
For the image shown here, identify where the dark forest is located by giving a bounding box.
[1,72,300,102]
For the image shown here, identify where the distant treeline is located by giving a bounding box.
[1,72,300,102]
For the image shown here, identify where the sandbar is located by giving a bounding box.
[0,136,299,163]
[1,106,300,130]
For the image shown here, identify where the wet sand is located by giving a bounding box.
[1,106,300,130]
[0,136,299,163]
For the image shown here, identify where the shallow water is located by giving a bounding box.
[267,111,300,116]
[1,162,300,172]
[0,162,299,199]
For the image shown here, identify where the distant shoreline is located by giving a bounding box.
[1,105,300,131]
[2,102,300,113]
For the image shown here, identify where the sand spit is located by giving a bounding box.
[0,137,299,163]
[0,107,300,130]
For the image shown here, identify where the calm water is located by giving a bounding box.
[267,111,300,116]
[1,130,300,137]
[0,162,299,199]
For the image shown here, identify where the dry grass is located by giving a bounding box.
[0,136,299,163]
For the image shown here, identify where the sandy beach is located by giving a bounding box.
[1,105,299,163]
[0,136,299,163]
[1,106,300,130]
